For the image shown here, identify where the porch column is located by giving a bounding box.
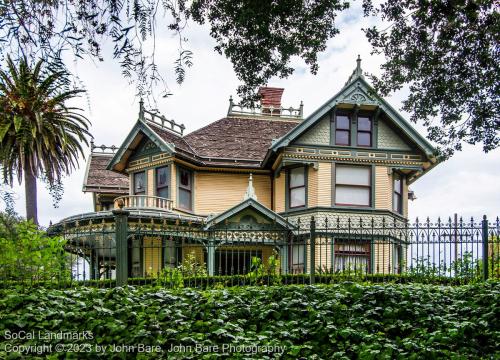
[207,240,215,276]
[280,245,288,275]
[113,205,130,286]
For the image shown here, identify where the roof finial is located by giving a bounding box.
[243,173,258,201]
[356,54,362,76]
[139,98,145,121]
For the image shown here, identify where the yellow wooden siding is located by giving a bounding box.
[375,166,391,210]
[317,162,332,207]
[143,236,162,276]
[147,168,154,196]
[274,173,285,213]
[308,167,318,208]
[374,241,393,274]
[194,173,271,215]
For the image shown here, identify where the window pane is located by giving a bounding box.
[335,130,350,145]
[290,167,305,187]
[335,186,370,206]
[357,117,371,131]
[357,132,371,146]
[336,115,350,130]
[335,254,368,272]
[179,188,191,210]
[393,193,402,213]
[156,166,169,188]
[290,187,306,208]
[336,166,370,186]
[291,245,304,265]
[393,174,402,194]
[157,186,169,199]
[180,169,191,188]
[134,172,145,194]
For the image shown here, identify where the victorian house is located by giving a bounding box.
[62,57,438,279]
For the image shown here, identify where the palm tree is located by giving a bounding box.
[0,56,91,225]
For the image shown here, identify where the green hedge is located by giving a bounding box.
[0,272,480,291]
[0,282,498,359]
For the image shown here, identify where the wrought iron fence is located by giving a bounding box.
[2,212,499,289]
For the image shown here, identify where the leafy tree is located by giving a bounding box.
[363,0,499,157]
[0,56,91,224]
[0,212,69,283]
[0,0,349,101]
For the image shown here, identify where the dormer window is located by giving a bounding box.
[335,114,351,146]
[357,116,372,147]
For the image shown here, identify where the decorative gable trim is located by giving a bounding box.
[107,120,176,173]
[204,198,295,230]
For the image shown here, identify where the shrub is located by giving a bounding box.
[0,213,69,283]
[0,282,498,359]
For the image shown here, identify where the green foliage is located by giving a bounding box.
[0,282,498,359]
[0,0,350,101]
[364,0,499,157]
[0,213,70,283]
[177,252,207,277]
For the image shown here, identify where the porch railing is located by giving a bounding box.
[113,195,173,212]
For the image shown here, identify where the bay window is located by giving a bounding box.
[288,167,306,209]
[335,165,371,207]
[393,172,403,214]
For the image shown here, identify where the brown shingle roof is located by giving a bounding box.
[83,153,129,193]
[183,117,299,163]
[147,122,195,155]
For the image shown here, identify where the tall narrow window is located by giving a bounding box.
[134,171,146,195]
[335,165,371,206]
[335,114,350,146]
[357,116,372,147]
[393,173,403,214]
[288,167,306,209]
[156,166,169,198]
[178,167,192,210]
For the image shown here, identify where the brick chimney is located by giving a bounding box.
[258,87,284,114]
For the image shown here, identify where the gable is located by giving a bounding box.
[266,58,437,163]
[129,137,162,161]
[107,120,175,173]
[204,198,295,230]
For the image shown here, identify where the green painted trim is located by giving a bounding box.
[285,165,308,212]
[371,164,375,208]
[288,143,422,155]
[351,108,358,147]
[370,238,375,273]
[107,120,175,171]
[279,206,408,221]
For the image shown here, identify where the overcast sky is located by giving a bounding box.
[1,2,498,226]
